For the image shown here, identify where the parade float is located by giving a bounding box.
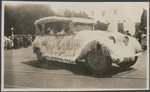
[32,16,142,74]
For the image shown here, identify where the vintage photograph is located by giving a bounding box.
[1,1,149,91]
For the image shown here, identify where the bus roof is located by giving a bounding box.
[35,16,96,25]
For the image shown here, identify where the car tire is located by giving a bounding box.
[116,56,138,68]
[36,49,46,63]
[85,50,112,74]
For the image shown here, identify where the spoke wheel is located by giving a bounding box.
[85,50,112,74]
[116,56,138,68]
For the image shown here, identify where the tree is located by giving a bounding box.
[4,4,55,36]
[64,9,72,18]
[94,21,109,31]
[4,5,16,36]
[57,9,91,19]
[140,9,147,34]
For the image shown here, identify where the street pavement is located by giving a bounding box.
[3,47,148,90]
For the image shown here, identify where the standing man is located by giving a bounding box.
[141,32,147,51]
[13,36,18,49]
[23,35,27,47]
[135,30,142,44]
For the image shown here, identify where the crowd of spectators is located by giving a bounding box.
[4,34,35,50]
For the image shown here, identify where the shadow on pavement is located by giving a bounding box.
[21,60,135,78]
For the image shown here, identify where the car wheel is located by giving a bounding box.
[85,50,112,74]
[116,56,138,68]
[36,49,46,63]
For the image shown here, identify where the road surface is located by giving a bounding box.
[3,47,148,90]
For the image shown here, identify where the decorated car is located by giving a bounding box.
[32,16,142,74]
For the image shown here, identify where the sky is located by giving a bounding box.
[50,2,148,35]
[3,1,149,35]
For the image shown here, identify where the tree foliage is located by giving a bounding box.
[94,21,109,31]
[4,4,92,36]
[4,4,55,36]
[140,9,147,34]
[64,9,72,18]
[56,9,91,19]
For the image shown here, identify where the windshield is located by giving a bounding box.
[37,22,70,36]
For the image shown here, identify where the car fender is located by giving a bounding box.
[74,37,117,62]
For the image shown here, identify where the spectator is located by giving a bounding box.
[135,30,142,44]
[13,37,19,49]
[23,35,28,47]
[50,29,55,35]
[61,29,67,35]
[141,33,147,51]
[45,27,51,35]
[32,35,35,41]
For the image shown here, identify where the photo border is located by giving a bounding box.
[1,0,149,91]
